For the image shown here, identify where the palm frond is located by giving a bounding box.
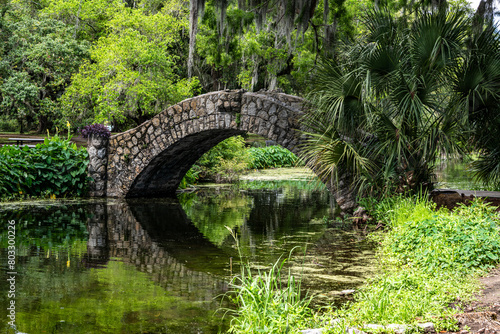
[471,149,500,187]
[299,119,376,191]
[307,60,366,136]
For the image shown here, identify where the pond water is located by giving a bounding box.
[0,181,376,334]
[435,158,500,191]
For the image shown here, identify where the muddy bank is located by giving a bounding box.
[452,267,500,334]
[431,189,500,211]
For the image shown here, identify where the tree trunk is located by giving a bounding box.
[74,0,83,39]
[187,0,199,78]
[37,115,51,133]
[474,0,495,27]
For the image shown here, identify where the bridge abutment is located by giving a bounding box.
[87,134,109,197]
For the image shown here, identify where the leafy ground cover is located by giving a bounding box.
[0,134,89,200]
[247,145,299,169]
[334,197,498,328]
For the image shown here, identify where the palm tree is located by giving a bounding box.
[302,8,475,202]
[452,23,500,188]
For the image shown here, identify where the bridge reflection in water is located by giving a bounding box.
[85,185,334,303]
[86,199,232,304]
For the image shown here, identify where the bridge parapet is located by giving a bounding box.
[250,90,306,111]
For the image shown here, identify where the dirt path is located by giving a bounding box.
[454,267,500,334]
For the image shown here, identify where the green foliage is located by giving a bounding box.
[0,116,18,132]
[223,238,318,334]
[14,258,225,333]
[387,199,500,272]
[0,11,90,132]
[181,192,252,246]
[303,8,500,195]
[190,136,249,182]
[196,4,253,90]
[449,20,500,188]
[181,142,303,186]
[193,0,373,94]
[42,0,126,41]
[0,202,228,333]
[61,2,198,128]
[178,168,199,189]
[239,179,327,192]
[0,134,89,199]
[344,268,476,330]
[248,145,299,169]
[336,196,500,331]
[0,204,89,250]
[182,140,303,186]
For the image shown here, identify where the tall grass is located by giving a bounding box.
[221,197,500,333]
[222,228,320,334]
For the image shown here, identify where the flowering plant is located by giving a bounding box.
[81,123,111,139]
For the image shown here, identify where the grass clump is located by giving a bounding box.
[226,258,318,333]
[334,196,500,332]
[222,229,321,334]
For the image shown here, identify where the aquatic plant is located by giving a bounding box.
[221,228,321,333]
[0,134,90,200]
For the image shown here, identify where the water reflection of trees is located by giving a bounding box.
[180,191,254,246]
[178,185,334,262]
[0,201,229,333]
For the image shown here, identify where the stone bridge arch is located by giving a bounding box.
[87,90,356,211]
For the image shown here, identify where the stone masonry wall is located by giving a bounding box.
[104,90,304,198]
[87,135,109,197]
[87,89,357,212]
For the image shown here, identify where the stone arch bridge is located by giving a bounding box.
[87,90,355,211]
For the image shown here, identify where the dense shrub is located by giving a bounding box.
[0,117,18,132]
[0,135,89,199]
[248,145,299,169]
[181,141,303,186]
[178,168,199,189]
[196,136,248,170]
